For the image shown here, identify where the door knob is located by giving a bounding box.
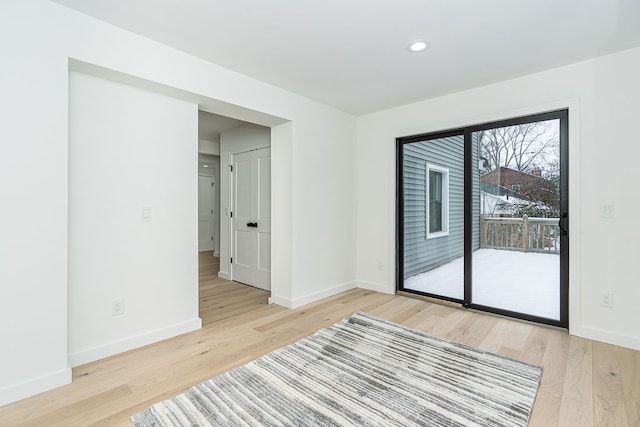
[558,212,568,236]
[247,222,258,228]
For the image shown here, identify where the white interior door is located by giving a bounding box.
[198,175,215,251]
[232,147,271,290]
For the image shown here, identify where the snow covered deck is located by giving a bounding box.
[404,248,560,320]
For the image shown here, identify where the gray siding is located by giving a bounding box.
[402,135,480,279]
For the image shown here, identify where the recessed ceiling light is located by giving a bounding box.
[203,164,208,168]
[408,40,430,52]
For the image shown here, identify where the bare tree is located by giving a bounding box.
[479,121,559,172]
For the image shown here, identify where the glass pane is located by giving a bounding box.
[402,135,464,300]
[429,171,442,232]
[472,119,561,320]
[429,201,441,232]
[429,171,442,200]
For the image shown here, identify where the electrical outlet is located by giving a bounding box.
[112,298,124,316]
[377,261,384,271]
[600,293,613,308]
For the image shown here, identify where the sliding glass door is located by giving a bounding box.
[399,131,465,302]
[397,110,568,327]
[470,117,566,321]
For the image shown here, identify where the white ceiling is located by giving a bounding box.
[52,0,640,115]
[198,110,246,142]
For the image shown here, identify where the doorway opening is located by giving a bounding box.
[198,158,217,253]
[197,112,272,299]
[397,109,568,327]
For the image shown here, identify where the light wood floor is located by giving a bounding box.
[1,252,638,426]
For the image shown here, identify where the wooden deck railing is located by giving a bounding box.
[480,216,560,253]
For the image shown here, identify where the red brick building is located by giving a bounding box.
[480,166,553,204]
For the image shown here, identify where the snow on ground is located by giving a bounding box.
[404,248,560,320]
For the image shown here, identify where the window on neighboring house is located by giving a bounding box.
[427,164,449,238]
[512,184,521,192]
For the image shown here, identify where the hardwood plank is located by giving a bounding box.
[444,310,497,348]
[15,386,132,427]
[528,328,569,427]
[368,295,425,322]
[558,336,594,426]
[617,345,640,426]
[518,326,549,366]
[477,318,514,353]
[501,321,534,352]
[401,301,453,331]
[421,306,472,337]
[592,341,630,426]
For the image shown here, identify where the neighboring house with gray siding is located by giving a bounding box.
[402,135,480,279]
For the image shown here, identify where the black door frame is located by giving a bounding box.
[396,109,569,328]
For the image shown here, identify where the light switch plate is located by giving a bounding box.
[601,204,614,218]
[141,206,152,222]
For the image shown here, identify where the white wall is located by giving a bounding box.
[289,114,358,306]
[270,122,294,304]
[67,72,201,366]
[219,127,271,279]
[356,46,640,350]
[199,139,220,156]
[0,1,73,406]
[0,0,356,405]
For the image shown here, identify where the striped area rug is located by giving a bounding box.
[132,312,542,426]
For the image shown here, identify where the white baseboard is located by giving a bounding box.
[218,271,230,280]
[357,280,394,295]
[68,317,202,367]
[575,325,640,351]
[0,366,71,407]
[269,281,357,309]
[268,295,294,308]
